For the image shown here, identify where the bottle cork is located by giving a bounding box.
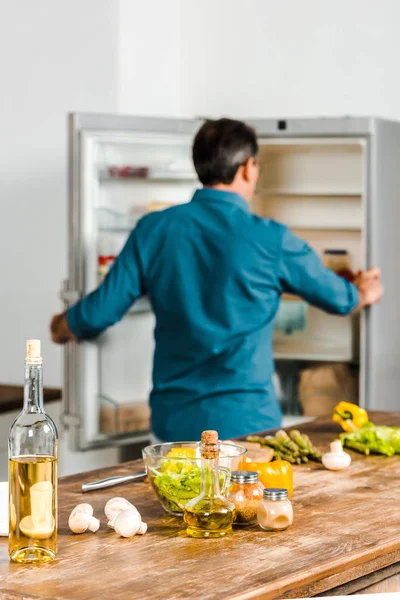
[201,430,219,459]
[25,339,43,365]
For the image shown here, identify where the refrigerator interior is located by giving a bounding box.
[252,138,366,414]
[80,131,198,444]
[77,128,369,447]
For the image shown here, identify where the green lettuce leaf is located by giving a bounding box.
[340,425,400,456]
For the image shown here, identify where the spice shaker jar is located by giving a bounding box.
[257,488,293,532]
[228,471,264,526]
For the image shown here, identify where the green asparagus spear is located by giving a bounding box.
[289,430,322,461]
[275,430,302,455]
[265,436,301,459]
[289,430,308,450]
[246,436,269,445]
[246,430,321,463]
[342,439,370,455]
[301,432,323,460]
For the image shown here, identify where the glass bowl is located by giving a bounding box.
[142,441,247,516]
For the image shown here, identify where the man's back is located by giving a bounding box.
[137,188,284,440]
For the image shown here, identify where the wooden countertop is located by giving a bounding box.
[0,385,61,414]
[2,412,400,599]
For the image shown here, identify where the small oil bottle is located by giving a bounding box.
[8,340,58,563]
[184,430,235,538]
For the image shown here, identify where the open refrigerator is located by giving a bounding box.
[62,114,400,451]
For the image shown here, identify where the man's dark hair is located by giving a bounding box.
[192,118,258,186]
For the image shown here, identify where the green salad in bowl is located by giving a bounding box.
[142,442,247,516]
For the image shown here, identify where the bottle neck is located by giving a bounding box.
[200,456,221,497]
[23,363,44,413]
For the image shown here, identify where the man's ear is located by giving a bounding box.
[242,157,253,182]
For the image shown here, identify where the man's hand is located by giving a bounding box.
[354,268,384,310]
[50,312,76,344]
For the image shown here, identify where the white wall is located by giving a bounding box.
[118,0,190,117]
[0,0,119,386]
[120,0,400,120]
[185,0,400,119]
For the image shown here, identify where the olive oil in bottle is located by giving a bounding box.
[8,340,58,563]
[184,430,235,538]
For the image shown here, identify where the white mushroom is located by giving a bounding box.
[68,503,100,534]
[113,508,147,538]
[104,497,138,529]
[322,440,352,471]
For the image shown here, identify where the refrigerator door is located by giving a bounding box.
[63,114,200,450]
[366,118,400,412]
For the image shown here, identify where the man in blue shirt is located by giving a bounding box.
[51,118,383,441]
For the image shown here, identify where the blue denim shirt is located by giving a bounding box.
[67,188,358,441]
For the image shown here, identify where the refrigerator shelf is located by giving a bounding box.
[257,189,363,198]
[291,225,362,232]
[273,343,353,362]
[99,173,197,184]
[99,226,133,233]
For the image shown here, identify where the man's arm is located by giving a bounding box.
[51,227,145,344]
[277,227,383,314]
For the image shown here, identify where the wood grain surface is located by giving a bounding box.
[1,412,400,600]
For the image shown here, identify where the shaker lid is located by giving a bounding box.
[263,487,288,500]
[230,471,259,484]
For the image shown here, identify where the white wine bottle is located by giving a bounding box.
[8,340,58,563]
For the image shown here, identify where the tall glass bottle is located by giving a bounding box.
[8,340,58,563]
[184,430,235,538]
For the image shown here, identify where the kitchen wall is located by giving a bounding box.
[118,0,188,117]
[0,0,119,387]
[119,0,400,120]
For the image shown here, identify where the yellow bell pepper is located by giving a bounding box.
[165,448,196,459]
[246,460,293,498]
[332,401,369,432]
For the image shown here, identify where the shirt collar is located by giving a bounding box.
[191,187,250,212]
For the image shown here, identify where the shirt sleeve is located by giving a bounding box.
[277,226,359,315]
[66,227,145,340]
